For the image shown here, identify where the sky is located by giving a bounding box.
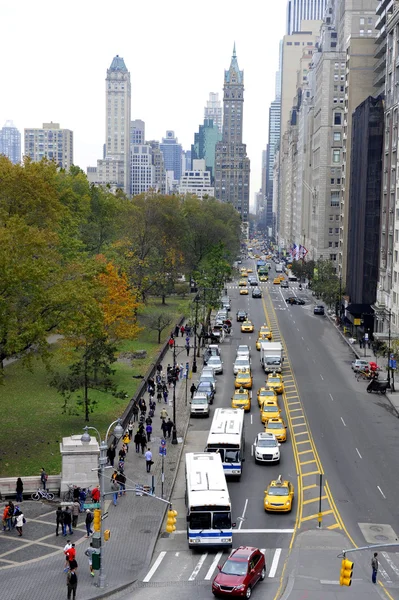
[1,0,287,210]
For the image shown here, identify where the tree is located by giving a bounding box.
[145,311,173,344]
[312,259,340,307]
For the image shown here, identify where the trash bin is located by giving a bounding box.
[92,551,101,571]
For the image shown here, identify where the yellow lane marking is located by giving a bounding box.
[296,439,311,445]
[301,509,334,522]
[327,523,341,530]
[300,459,317,466]
[294,431,309,437]
[289,408,303,413]
[298,449,313,456]
[302,484,317,491]
[301,470,320,477]
[303,495,327,505]
[292,422,307,428]
[287,401,300,406]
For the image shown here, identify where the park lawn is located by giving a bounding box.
[0,296,190,478]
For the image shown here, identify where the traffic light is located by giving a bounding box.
[166,508,177,533]
[340,558,354,586]
[93,509,101,532]
[104,529,110,541]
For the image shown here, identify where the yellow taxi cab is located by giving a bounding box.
[266,373,284,394]
[239,287,249,295]
[259,325,272,340]
[239,279,247,286]
[273,277,281,285]
[257,387,278,407]
[278,275,285,281]
[241,320,254,333]
[256,335,268,351]
[259,275,268,282]
[231,387,251,412]
[264,417,287,442]
[240,267,247,272]
[241,271,248,277]
[247,268,253,273]
[235,368,253,389]
[264,475,294,512]
[260,399,281,423]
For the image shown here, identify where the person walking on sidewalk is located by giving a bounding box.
[180,325,185,337]
[56,505,64,536]
[146,422,152,442]
[15,478,23,503]
[66,567,78,600]
[15,509,24,536]
[166,418,174,439]
[40,467,47,490]
[72,501,80,529]
[107,444,116,467]
[160,407,168,421]
[163,388,169,404]
[85,542,96,577]
[372,552,379,584]
[134,430,141,453]
[161,419,168,438]
[85,509,93,537]
[132,402,139,423]
[145,448,153,473]
[110,475,119,506]
[190,383,197,399]
[128,420,133,439]
[140,433,147,455]
[62,507,73,536]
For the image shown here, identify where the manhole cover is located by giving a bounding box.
[375,535,389,541]
[370,526,383,532]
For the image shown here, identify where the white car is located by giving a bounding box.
[190,393,210,417]
[233,356,251,375]
[206,355,223,374]
[351,359,369,372]
[253,432,281,464]
[236,344,251,358]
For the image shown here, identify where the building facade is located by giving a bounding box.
[204,92,223,133]
[130,144,155,196]
[147,140,168,194]
[24,122,73,169]
[214,45,251,220]
[178,159,215,199]
[286,0,327,34]
[191,118,222,183]
[131,119,145,145]
[160,131,183,183]
[0,120,21,164]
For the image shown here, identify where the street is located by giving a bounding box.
[122,258,399,600]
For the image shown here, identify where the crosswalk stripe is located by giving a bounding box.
[382,552,399,578]
[189,553,208,581]
[143,551,166,582]
[268,548,282,578]
[204,552,223,580]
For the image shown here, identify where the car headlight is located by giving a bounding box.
[213,582,220,588]
[235,585,245,591]
[265,500,269,505]
[285,501,290,506]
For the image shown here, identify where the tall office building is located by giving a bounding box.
[191,118,222,183]
[266,41,283,234]
[130,119,145,145]
[178,159,215,199]
[214,45,251,220]
[130,144,155,196]
[0,121,21,164]
[24,122,73,169]
[286,0,327,34]
[160,131,183,182]
[204,93,223,133]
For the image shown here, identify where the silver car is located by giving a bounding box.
[236,344,251,358]
[199,372,217,392]
[206,355,223,374]
[234,356,251,375]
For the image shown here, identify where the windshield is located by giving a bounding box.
[235,359,249,366]
[189,512,211,530]
[225,450,240,463]
[268,378,280,384]
[198,383,210,391]
[213,512,231,529]
[208,358,220,365]
[268,487,289,496]
[266,358,281,364]
[257,439,278,447]
[222,560,248,576]
[192,398,207,405]
[266,422,281,429]
[262,406,278,413]
[201,375,214,382]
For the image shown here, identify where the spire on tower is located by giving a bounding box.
[233,42,236,58]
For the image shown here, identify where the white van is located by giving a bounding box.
[190,393,210,417]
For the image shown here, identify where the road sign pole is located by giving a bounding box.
[318,473,323,529]
[161,454,164,499]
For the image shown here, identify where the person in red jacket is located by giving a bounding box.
[91,487,100,503]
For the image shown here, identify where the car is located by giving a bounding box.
[203,345,221,366]
[240,287,249,295]
[253,432,280,464]
[217,310,228,320]
[236,344,251,358]
[239,279,247,287]
[260,400,281,423]
[266,373,284,394]
[273,277,281,285]
[351,359,369,372]
[264,417,287,442]
[286,297,305,305]
[280,280,289,288]
[234,356,251,375]
[247,268,253,273]
[199,373,217,392]
[236,310,248,322]
[259,325,272,340]
[249,279,259,287]
[206,355,223,374]
[231,387,251,412]
[259,275,268,282]
[196,381,215,404]
[241,320,254,333]
[255,335,270,351]
[241,271,248,278]
[202,365,216,377]
[264,475,294,512]
[314,305,325,315]
[252,287,262,298]
[190,393,210,418]
[212,546,266,598]
[235,369,253,389]
[257,387,278,407]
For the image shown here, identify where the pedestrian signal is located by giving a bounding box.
[93,509,101,532]
[166,508,177,533]
[104,529,110,541]
[340,558,354,586]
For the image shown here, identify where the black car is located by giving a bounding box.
[196,381,215,404]
[236,310,247,322]
[249,279,259,286]
[286,296,305,305]
[314,305,325,315]
[252,287,262,298]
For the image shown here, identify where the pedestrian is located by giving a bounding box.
[66,567,78,600]
[64,543,76,571]
[85,509,93,537]
[91,486,100,503]
[168,337,174,348]
[372,552,378,584]
[123,432,130,451]
[174,324,180,337]
[163,389,169,404]
[40,467,47,490]
[166,418,174,439]
[119,446,126,462]
[179,363,184,378]
[149,398,156,413]
[107,444,116,467]
[146,423,152,442]
[116,471,126,496]
[56,505,64,536]
[84,542,96,577]
[134,430,141,453]
[128,421,133,439]
[73,486,80,502]
[156,362,163,374]
[160,407,168,421]
[157,388,162,403]
[15,509,24,536]
[110,474,119,506]
[62,507,73,536]
[145,448,153,473]
[79,488,87,511]
[15,477,23,503]
[72,501,80,529]
[2,504,11,531]
[145,415,153,426]
[180,325,185,337]
[161,419,168,438]
[186,343,190,356]
[140,432,147,455]
[132,402,139,423]
[190,383,197,399]
[63,540,72,570]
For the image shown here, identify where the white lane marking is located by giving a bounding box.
[205,552,223,580]
[297,328,300,332]
[320,580,340,585]
[238,498,249,530]
[307,347,310,352]
[268,548,282,578]
[341,417,346,427]
[320,374,324,381]
[382,552,399,578]
[251,444,253,456]
[250,414,253,425]
[301,336,304,341]
[189,553,208,581]
[143,551,167,582]
[379,564,391,582]
[329,394,334,401]
[355,448,362,459]
[378,485,386,499]
[175,552,179,556]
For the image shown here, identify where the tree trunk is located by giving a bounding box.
[84,352,89,422]
[158,330,161,344]
[162,294,166,305]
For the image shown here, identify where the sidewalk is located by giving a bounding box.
[0,339,195,600]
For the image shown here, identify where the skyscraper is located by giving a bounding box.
[24,122,73,169]
[191,118,222,183]
[286,0,327,34]
[130,119,145,145]
[204,93,223,133]
[214,45,251,220]
[0,120,21,164]
[160,131,183,182]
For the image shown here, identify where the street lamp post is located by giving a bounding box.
[192,296,199,374]
[388,309,392,388]
[81,419,123,589]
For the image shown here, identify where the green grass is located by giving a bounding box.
[0,296,190,478]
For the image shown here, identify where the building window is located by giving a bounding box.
[329,228,333,234]
[331,178,335,184]
[330,254,337,261]
[334,132,341,141]
[333,149,341,163]
[331,191,340,206]
[360,18,365,25]
[329,242,333,247]
[334,112,342,125]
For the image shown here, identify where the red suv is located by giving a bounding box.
[212,546,266,598]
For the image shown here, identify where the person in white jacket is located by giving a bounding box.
[15,510,24,536]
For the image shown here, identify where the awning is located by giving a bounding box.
[346,304,374,316]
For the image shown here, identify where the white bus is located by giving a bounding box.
[205,408,245,478]
[185,452,233,548]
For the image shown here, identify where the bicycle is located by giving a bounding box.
[63,484,76,502]
[31,488,55,501]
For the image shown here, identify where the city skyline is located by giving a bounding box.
[0,0,286,210]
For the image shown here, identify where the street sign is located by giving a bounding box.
[101,511,109,520]
[159,446,167,456]
[83,503,101,510]
[161,438,166,447]
[364,333,369,341]
[389,359,397,370]
[135,484,151,496]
